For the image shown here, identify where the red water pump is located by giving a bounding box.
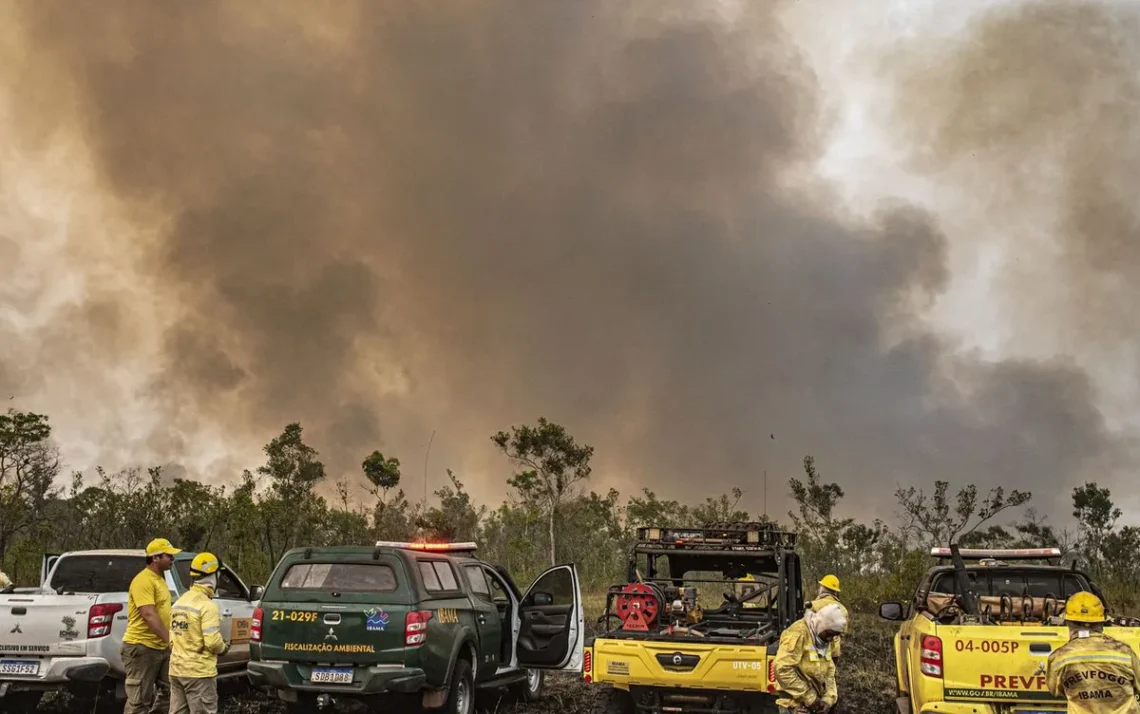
[613,583,663,632]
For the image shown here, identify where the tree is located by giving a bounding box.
[362,451,401,500]
[895,481,1031,549]
[256,423,327,563]
[788,456,854,576]
[0,410,60,563]
[416,470,486,542]
[1072,482,1121,571]
[492,418,594,566]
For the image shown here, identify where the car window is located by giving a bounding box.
[51,555,146,593]
[433,562,459,591]
[930,572,980,594]
[1063,575,1086,597]
[465,565,490,596]
[487,570,509,603]
[992,574,1024,597]
[526,567,573,606]
[215,569,246,599]
[280,563,397,592]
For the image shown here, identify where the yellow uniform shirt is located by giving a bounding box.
[169,585,227,679]
[773,618,838,710]
[810,594,849,658]
[1047,631,1140,714]
[123,567,172,650]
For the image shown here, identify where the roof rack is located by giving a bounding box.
[375,541,478,554]
[635,524,797,551]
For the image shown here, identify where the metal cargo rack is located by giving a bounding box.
[635,522,797,552]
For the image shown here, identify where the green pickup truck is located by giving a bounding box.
[247,541,585,713]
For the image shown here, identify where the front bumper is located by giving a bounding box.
[247,660,425,696]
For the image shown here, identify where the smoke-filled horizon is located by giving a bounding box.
[1,0,1136,525]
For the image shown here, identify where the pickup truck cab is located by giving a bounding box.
[248,541,585,714]
[879,546,1140,714]
[0,549,262,711]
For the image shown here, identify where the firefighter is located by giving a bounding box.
[123,537,180,714]
[0,570,11,592]
[1047,591,1140,713]
[774,602,847,713]
[168,552,230,714]
[809,575,848,660]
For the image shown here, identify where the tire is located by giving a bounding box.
[604,687,633,714]
[443,659,475,714]
[0,691,42,713]
[508,669,544,702]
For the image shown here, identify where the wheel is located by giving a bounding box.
[0,691,42,713]
[508,669,544,702]
[603,687,633,714]
[443,659,474,714]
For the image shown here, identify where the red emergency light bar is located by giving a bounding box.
[375,541,478,552]
[929,547,1061,559]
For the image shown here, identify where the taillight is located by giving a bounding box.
[767,660,776,693]
[583,648,592,682]
[920,635,943,678]
[405,611,432,646]
[251,607,263,643]
[88,603,122,639]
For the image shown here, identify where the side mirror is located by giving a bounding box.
[532,592,554,607]
[879,601,905,621]
[248,585,265,602]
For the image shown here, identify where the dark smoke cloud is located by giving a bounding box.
[0,0,1127,519]
[885,0,1140,357]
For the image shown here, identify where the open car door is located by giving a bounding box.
[516,564,584,672]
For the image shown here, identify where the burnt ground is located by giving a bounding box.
[31,615,896,713]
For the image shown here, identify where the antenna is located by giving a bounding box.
[423,430,435,506]
[763,469,768,517]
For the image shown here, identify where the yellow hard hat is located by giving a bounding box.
[819,574,841,593]
[1065,591,1107,623]
[145,538,181,557]
[189,552,221,578]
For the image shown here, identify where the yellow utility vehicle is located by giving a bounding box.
[879,545,1140,714]
[584,522,803,714]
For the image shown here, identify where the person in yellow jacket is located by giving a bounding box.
[0,570,12,592]
[774,602,847,713]
[808,575,848,660]
[169,552,230,714]
[1047,591,1140,714]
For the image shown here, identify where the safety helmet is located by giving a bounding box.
[189,552,221,579]
[819,574,841,593]
[1065,591,1107,623]
[145,538,181,557]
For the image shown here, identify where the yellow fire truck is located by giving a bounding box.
[879,545,1140,714]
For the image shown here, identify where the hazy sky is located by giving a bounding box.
[2,0,1138,528]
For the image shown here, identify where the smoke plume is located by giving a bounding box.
[0,0,1128,519]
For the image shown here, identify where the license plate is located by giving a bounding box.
[310,668,352,684]
[0,660,39,676]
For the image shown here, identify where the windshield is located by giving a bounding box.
[930,570,1089,598]
[51,555,147,593]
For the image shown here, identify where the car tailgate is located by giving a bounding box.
[938,624,1070,704]
[591,638,775,692]
[0,594,106,657]
[258,556,415,667]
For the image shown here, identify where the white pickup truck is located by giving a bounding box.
[0,549,264,711]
